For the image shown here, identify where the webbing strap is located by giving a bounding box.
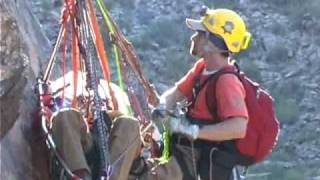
[95,0,124,90]
[87,0,111,82]
[205,70,241,122]
[96,0,159,106]
[60,14,69,107]
[189,66,239,121]
[71,23,80,107]
[87,0,120,110]
[189,73,217,110]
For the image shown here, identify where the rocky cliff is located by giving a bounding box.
[0,0,50,179]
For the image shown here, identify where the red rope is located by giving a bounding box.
[71,19,80,108]
[86,0,111,82]
[86,0,118,110]
[121,62,148,125]
[60,15,69,107]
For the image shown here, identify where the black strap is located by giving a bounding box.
[189,72,218,110]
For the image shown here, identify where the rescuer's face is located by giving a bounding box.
[190,31,206,58]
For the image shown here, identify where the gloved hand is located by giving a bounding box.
[169,117,200,140]
[151,103,170,133]
[151,103,170,123]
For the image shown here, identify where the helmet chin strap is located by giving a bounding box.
[193,54,202,60]
[203,42,211,53]
[204,32,212,53]
[203,31,231,55]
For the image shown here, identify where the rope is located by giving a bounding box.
[95,0,159,106]
[159,127,170,163]
[95,0,159,138]
[87,0,120,111]
[86,0,111,82]
[41,0,167,178]
[43,25,66,83]
[209,147,218,180]
[71,24,80,107]
[95,0,124,90]
[60,15,68,107]
[43,0,73,83]
[79,0,111,177]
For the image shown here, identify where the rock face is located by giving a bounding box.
[0,0,50,179]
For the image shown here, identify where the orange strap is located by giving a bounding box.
[60,34,68,106]
[56,0,70,107]
[86,0,111,82]
[63,0,80,108]
[86,0,119,110]
[71,21,80,108]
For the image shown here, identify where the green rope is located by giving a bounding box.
[159,126,171,164]
[95,0,170,161]
[96,0,133,116]
[96,0,124,90]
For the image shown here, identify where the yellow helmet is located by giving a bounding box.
[186,8,252,53]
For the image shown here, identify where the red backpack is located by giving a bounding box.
[193,64,280,163]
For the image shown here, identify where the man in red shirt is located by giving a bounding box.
[152,7,253,180]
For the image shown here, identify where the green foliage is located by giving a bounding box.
[267,0,304,6]
[274,95,300,124]
[238,59,262,82]
[109,0,135,10]
[164,48,191,81]
[266,45,288,64]
[270,21,286,36]
[39,0,53,18]
[131,15,192,86]
[41,0,52,10]
[248,164,306,180]
[115,10,135,34]
[203,0,238,9]
[284,169,305,180]
[270,150,291,161]
[270,80,301,124]
[131,16,190,53]
[146,17,189,48]
[268,0,320,29]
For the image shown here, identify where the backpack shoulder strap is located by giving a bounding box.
[205,67,241,121]
[189,70,218,110]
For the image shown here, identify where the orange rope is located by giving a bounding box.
[86,0,119,110]
[60,18,68,107]
[63,0,79,108]
[71,21,80,108]
[86,0,111,82]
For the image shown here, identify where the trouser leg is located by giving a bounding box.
[136,156,183,180]
[173,144,201,180]
[109,116,142,180]
[200,142,250,180]
[51,108,92,173]
[109,117,183,180]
